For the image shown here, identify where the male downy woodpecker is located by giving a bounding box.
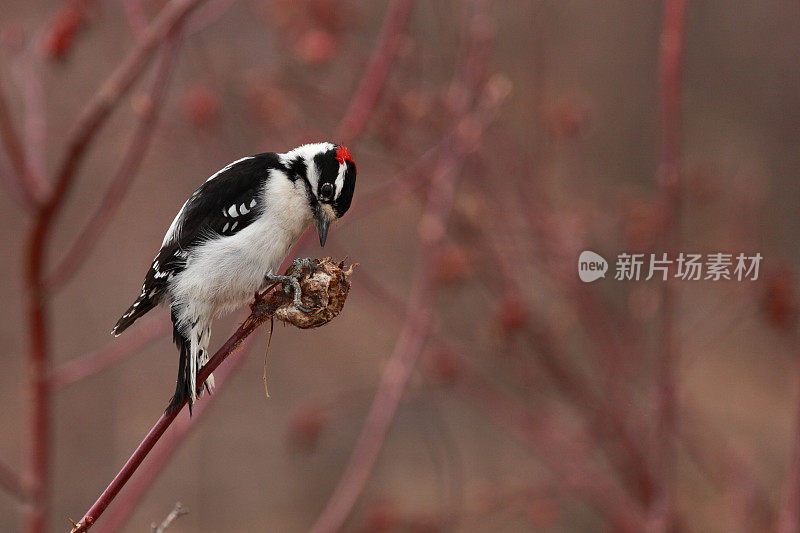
[112,143,357,413]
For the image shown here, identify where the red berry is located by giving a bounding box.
[182,86,220,129]
[285,402,326,452]
[294,29,336,65]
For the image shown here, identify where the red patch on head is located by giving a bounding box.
[335,145,355,170]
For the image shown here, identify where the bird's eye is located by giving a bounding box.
[320,183,334,200]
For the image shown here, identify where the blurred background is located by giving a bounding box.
[0,0,799,531]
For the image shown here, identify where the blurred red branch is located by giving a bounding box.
[346,244,650,529]
[309,153,443,533]
[21,2,205,531]
[680,407,772,530]
[779,323,800,533]
[0,457,26,502]
[123,0,149,38]
[650,0,686,529]
[185,0,237,35]
[310,79,507,533]
[335,0,415,144]
[345,253,652,527]
[451,355,647,532]
[44,32,183,292]
[469,180,656,502]
[14,50,48,188]
[48,315,172,391]
[44,0,204,238]
[0,81,42,208]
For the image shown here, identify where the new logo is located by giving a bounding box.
[578,251,608,283]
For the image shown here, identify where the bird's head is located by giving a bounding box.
[287,143,357,247]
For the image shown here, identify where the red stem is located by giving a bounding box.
[310,77,506,531]
[47,0,203,229]
[48,315,172,391]
[22,3,206,530]
[0,457,26,502]
[0,81,41,208]
[452,355,647,531]
[122,0,149,38]
[309,152,449,533]
[650,0,686,529]
[96,336,254,533]
[25,246,49,533]
[71,291,284,532]
[16,50,49,192]
[43,32,183,292]
[470,181,656,502]
[778,318,800,533]
[335,0,415,144]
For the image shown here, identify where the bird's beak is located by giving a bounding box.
[315,209,331,247]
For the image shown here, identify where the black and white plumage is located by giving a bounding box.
[113,143,357,413]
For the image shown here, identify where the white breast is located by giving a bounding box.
[169,169,313,327]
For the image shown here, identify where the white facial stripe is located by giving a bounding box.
[307,158,321,190]
[334,162,347,200]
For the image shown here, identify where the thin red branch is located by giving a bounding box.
[71,288,285,532]
[24,3,205,530]
[0,156,34,208]
[48,315,171,391]
[43,33,183,292]
[16,51,49,191]
[452,355,647,531]
[469,181,656,503]
[310,79,507,532]
[185,0,236,35]
[335,0,415,144]
[0,81,40,208]
[25,253,49,533]
[46,0,203,226]
[99,336,254,533]
[679,407,772,530]
[650,0,686,529]
[0,457,27,502]
[308,154,445,533]
[123,0,149,38]
[778,322,800,533]
[472,139,649,451]
[347,249,653,529]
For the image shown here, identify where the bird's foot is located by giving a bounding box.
[291,257,316,277]
[265,258,316,313]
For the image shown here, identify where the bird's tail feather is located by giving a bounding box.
[167,310,192,414]
[112,294,156,336]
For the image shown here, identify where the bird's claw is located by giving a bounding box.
[292,257,316,277]
[265,258,317,313]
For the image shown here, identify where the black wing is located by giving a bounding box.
[113,153,282,335]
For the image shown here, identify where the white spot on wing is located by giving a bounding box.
[250,199,257,208]
[230,221,238,231]
[222,222,229,232]
[227,204,238,217]
[239,203,249,214]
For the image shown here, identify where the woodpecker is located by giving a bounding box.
[112,143,357,413]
